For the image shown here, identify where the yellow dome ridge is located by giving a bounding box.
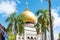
[22,8,36,23]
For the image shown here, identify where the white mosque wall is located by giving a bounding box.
[16,26,42,40]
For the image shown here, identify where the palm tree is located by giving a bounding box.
[34,23,40,40]
[16,14,26,40]
[36,9,50,40]
[6,13,26,40]
[6,12,17,32]
[6,12,17,40]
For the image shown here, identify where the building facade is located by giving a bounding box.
[16,7,42,40]
[0,24,7,40]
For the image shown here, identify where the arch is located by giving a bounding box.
[18,37,20,39]
[22,37,23,39]
[27,36,30,39]
[34,37,36,40]
[31,36,33,39]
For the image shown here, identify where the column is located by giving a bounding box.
[23,30,26,40]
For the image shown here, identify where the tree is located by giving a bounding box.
[36,9,50,40]
[6,13,26,40]
[5,12,17,40]
[34,23,40,40]
[17,14,26,35]
[6,12,17,32]
[16,14,26,40]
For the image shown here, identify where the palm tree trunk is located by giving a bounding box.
[37,35,38,40]
[12,22,16,40]
[48,0,54,40]
[17,24,19,35]
[17,24,20,40]
[45,29,46,40]
[42,33,43,40]
[15,34,16,40]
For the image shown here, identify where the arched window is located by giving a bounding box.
[31,37,33,39]
[34,37,36,39]
[27,37,30,39]
[18,37,20,39]
[22,37,23,39]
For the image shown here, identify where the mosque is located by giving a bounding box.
[16,1,42,40]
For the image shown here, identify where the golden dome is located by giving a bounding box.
[22,8,36,23]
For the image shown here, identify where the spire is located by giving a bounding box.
[26,0,29,11]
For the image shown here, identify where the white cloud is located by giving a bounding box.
[51,8,60,27]
[0,1,16,16]
[0,0,20,16]
[51,8,60,40]
[40,0,43,3]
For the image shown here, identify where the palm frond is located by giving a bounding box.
[36,10,43,16]
[34,23,40,35]
[7,23,12,32]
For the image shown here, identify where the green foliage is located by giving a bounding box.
[34,23,40,35]
[5,13,16,22]
[59,33,60,39]
[8,32,15,40]
[6,23,12,32]
[36,9,51,40]
[36,9,50,33]
[5,11,26,36]
[36,10,44,16]
[16,14,26,35]
[5,12,17,32]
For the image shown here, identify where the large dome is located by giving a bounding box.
[22,8,36,23]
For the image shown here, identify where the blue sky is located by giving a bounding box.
[0,0,60,40]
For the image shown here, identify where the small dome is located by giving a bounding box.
[22,8,36,23]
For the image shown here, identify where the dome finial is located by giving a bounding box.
[26,0,29,10]
[26,0,28,8]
